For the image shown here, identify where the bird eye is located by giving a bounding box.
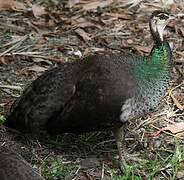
[158,13,169,20]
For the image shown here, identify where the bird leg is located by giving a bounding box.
[114,123,127,170]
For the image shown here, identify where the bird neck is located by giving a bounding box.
[134,42,172,81]
[149,24,161,45]
[149,19,165,45]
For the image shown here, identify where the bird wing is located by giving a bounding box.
[47,54,139,134]
[6,63,79,133]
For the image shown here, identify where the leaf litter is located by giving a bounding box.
[0,0,26,11]
[0,0,183,179]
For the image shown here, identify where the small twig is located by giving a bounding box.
[71,166,80,180]
[0,89,19,97]
[2,51,42,56]
[0,35,28,56]
[2,52,65,63]
[174,59,184,63]
[101,162,105,180]
[0,22,25,33]
[93,139,115,150]
[176,51,184,59]
[168,81,184,94]
[3,125,22,134]
[0,85,22,91]
[170,94,184,111]
[168,81,184,111]
[0,35,28,48]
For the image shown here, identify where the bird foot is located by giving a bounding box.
[113,124,129,171]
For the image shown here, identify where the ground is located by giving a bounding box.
[0,0,184,179]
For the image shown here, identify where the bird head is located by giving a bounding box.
[149,11,174,43]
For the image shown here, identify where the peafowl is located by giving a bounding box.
[0,147,44,180]
[4,11,174,166]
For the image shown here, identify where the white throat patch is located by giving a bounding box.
[156,23,167,41]
[120,98,134,122]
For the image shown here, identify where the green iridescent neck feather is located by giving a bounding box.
[134,42,172,81]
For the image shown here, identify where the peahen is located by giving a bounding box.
[0,147,44,180]
[4,11,174,165]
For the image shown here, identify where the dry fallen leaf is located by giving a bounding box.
[0,0,26,11]
[30,19,56,34]
[104,12,132,20]
[177,169,184,179]
[67,0,81,8]
[31,4,47,18]
[27,65,48,73]
[148,122,184,137]
[170,93,184,111]
[163,122,184,134]
[72,17,102,29]
[76,172,94,180]
[0,56,7,65]
[121,44,151,54]
[75,28,91,41]
[0,21,26,33]
[135,45,151,53]
[121,0,142,7]
[83,47,105,55]
[82,0,114,11]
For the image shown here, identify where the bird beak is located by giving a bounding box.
[168,15,175,22]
